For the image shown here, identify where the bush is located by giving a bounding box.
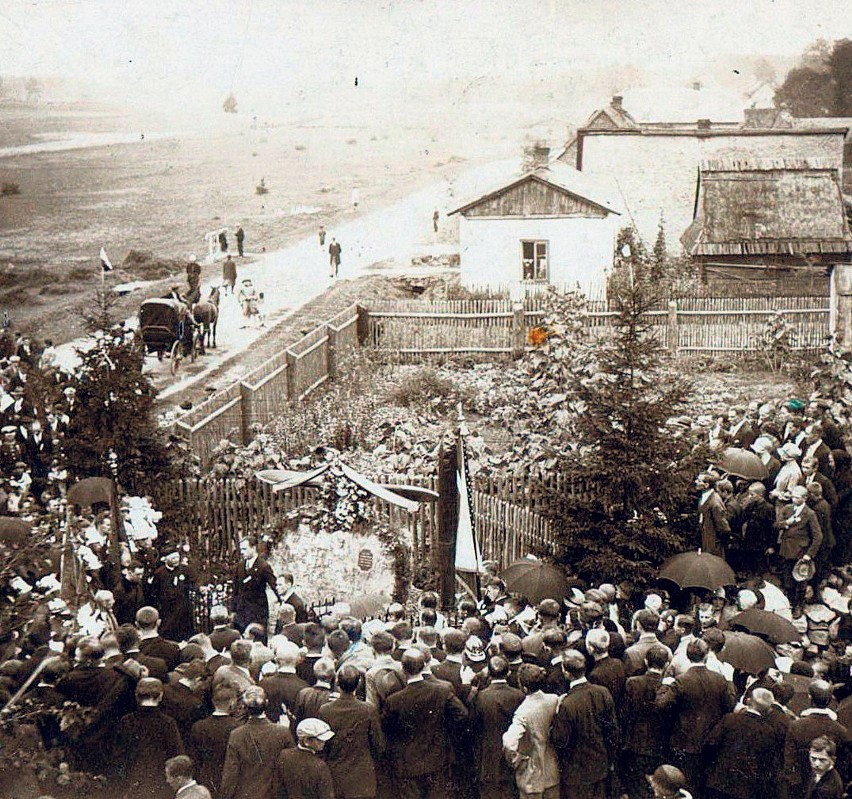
[1,182,20,196]
[387,366,472,409]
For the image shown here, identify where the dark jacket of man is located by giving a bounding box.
[259,671,308,723]
[161,680,207,742]
[319,692,386,798]
[190,712,241,797]
[621,671,667,757]
[738,495,777,555]
[233,556,278,631]
[700,489,731,557]
[220,716,295,799]
[703,709,780,799]
[805,767,845,799]
[294,683,333,724]
[777,503,823,561]
[654,664,736,755]
[277,746,336,799]
[210,625,241,654]
[806,471,839,508]
[282,589,308,624]
[139,634,181,671]
[783,711,849,793]
[148,565,195,641]
[588,655,626,709]
[116,706,185,799]
[470,679,524,789]
[432,657,472,702]
[297,653,324,686]
[108,574,147,625]
[551,678,619,792]
[381,676,468,779]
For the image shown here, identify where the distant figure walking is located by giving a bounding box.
[218,229,228,254]
[328,238,342,279]
[222,255,237,295]
[432,209,439,233]
[351,188,360,209]
[318,225,326,246]
[238,278,259,328]
[235,224,245,257]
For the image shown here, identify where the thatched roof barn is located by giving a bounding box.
[681,157,852,291]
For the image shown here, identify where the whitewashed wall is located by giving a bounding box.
[459,215,618,290]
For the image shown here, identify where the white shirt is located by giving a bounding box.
[176,781,199,796]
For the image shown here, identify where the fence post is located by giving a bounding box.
[667,300,678,355]
[286,350,298,399]
[326,324,338,380]
[356,304,370,345]
[511,302,525,358]
[239,381,252,445]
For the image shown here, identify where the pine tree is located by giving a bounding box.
[652,214,667,282]
[548,263,702,586]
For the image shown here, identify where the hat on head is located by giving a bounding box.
[787,399,805,411]
[564,587,586,608]
[175,660,207,679]
[464,635,486,662]
[296,717,334,741]
[647,765,687,794]
[778,443,802,460]
[585,588,608,605]
[793,558,816,583]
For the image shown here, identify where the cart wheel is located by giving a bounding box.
[170,340,182,375]
[190,332,200,363]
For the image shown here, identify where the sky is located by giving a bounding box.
[0,0,850,124]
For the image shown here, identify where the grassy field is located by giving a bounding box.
[0,104,505,343]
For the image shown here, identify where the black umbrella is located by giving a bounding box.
[501,559,568,604]
[658,550,736,591]
[66,477,115,508]
[0,517,31,546]
[711,448,768,481]
[718,631,776,675]
[729,609,801,644]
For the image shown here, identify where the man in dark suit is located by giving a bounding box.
[703,688,780,799]
[804,735,845,799]
[621,645,670,799]
[551,649,620,799]
[773,486,823,607]
[655,638,736,797]
[696,472,731,558]
[220,686,294,799]
[116,678,185,799]
[319,663,386,799]
[470,655,524,799]
[259,639,307,723]
[161,660,208,742]
[803,457,839,508]
[209,605,241,653]
[294,657,335,723]
[136,606,182,670]
[165,755,212,799]
[727,405,757,450]
[586,628,626,708]
[106,559,148,625]
[381,648,468,799]
[804,422,834,478]
[734,482,776,576]
[233,536,279,635]
[276,718,337,799]
[783,680,850,798]
[277,571,308,623]
[190,684,240,797]
[148,550,195,641]
[433,628,471,701]
[116,622,169,680]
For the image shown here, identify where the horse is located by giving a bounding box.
[192,285,220,351]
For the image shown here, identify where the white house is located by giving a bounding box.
[448,161,622,293]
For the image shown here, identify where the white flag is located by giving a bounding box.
[454,447,483,573]
[100,247,114,272]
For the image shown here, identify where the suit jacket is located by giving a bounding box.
[805,768,845,799]
[700,490,730,556]
[233,557,277,630]
[149,565,194,641]
[470,680,524,785]
[161,681,207,741]
[139,635,181,671]
[210,625,242,654]
[212,663,255,696]
[806,471,839,508]
[730,420,757,450]
[703,710,780,799]
[655,664,736,754]
[381,677,468,778]
[432,657,472,702]
[259,671,308,723]
[778,503,823,561]
[294,684,333,724]
[117,706,185,799]
[621,671,667,757]
[276,746,335,799]
[551,679,619,788]
[220,716,294,799]
[738,496,777,554]
[502,689,559,794]
[589,656,626,708]
[297,653,323,686]
[319,693,386,798]
[281,589,308,624]
[191,712,242,796]
[623,634,672,677]
[783,711,849,790]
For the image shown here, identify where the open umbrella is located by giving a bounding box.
[66,477,115,508]
[711,448,768,481]
[501,559,568,604]
[0,517,31,546]
[718,630,777,675]
[729,609,801,644]
[348,593,391,618]
[658,550,736,591]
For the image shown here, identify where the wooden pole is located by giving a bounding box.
[436,443,459,610]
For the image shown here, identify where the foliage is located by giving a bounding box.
[388,366,474,411]
[652,214,667,282]
[752,311,799,374]
[775,38,852,116]
[1,182,21,196]
[222,93,238,113]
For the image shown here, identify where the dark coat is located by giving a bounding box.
[149,565,194,641]
[654,664,736,755]
[122,650,168,681]
[139,635,181,671]
[806,471,839,508]
[703,710,780,799]
[294,684,333,724]
[621,671,667,757]
[319,693,386,798]
[281,590,308,624]
[805,767,845,799]
[210,625,242,654]
[783,712,850,791]
[234,556,278,631]
[588,656,626,709]
[551,679,619,790]
[777,503,823,561]
[381,677,468,778]
[699,490,731,556]
[276,746,335,799]
[470,680,524,786]
[297,653,323,686]
[730,421,757,450]
[432,657,472,702]
[116,706,185,799]
[738,496,777,554]
[260,671,308,723]
[191,712,242,796]
[220,716,295,799]
[110,574,147,625]
[161,680,207,741]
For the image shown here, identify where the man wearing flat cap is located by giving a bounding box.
[277,718,336,799]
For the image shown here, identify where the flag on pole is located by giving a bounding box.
[454,407,484,574]
[100,247,114,272]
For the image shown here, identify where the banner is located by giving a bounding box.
[454,423,483,573]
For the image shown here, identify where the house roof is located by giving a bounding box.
[448,161,622,217]
[681,157,852,257]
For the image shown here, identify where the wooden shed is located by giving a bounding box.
[448,162,621,293]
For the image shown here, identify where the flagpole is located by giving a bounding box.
[456,403,482,601]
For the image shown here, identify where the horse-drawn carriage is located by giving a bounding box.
[138,298,201,375]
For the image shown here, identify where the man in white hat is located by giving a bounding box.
[276,718,335,799]
[772,485,823,609]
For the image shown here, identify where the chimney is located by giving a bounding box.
[522,142,550,172]
[611,95,623,111]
